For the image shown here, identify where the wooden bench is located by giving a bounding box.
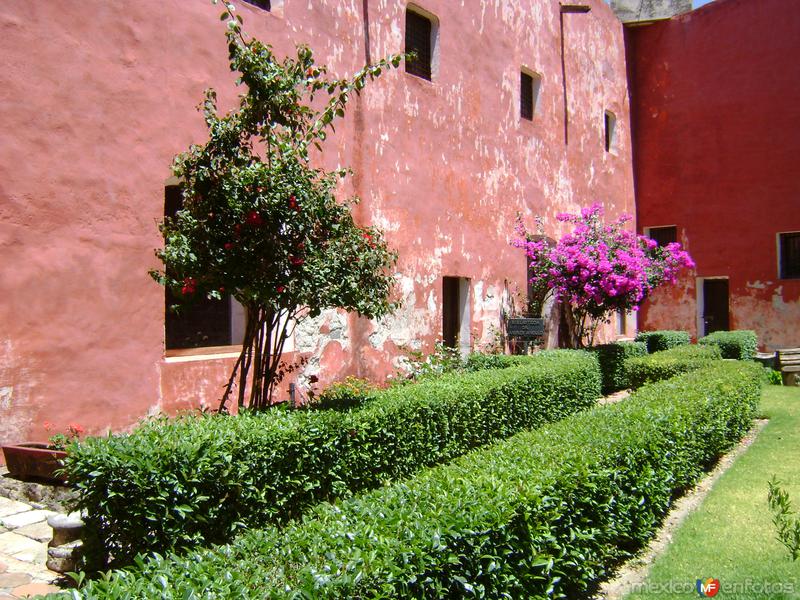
[776,348,800,386]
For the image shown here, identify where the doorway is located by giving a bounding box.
[442,276,470,355]
[700,278,730,336]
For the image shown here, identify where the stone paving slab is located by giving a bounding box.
[0,491,66,599]
[10,523,50,545]
[0,534,45,565]
[10,582,62,598]
[0,511,56,531]
[0,501,28,520]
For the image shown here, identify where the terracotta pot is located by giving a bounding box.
[2,442,68,484]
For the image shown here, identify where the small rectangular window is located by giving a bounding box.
[604,110,616,152]
[616,309,626,336]
[647,226,677,247]
[164,185,235,350]
[405,10,433,80]
[780,232,800,279]
[242,0,270,10]
[521,72,534,120]
[520,70,541,121]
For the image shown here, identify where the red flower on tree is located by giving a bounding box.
[289,255,304,266]
[181,277,197,296]
[246,210,264,227]
[288,195,299,211]
[224,242,234,250]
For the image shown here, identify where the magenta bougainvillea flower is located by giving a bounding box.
[513,203,694,345]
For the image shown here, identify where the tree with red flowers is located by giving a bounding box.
[151,2,401,411]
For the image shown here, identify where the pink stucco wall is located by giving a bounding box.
[0,0,634,449]
[629,0,800,349]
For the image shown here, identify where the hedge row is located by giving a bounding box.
[626,344,722,389]
[699,330,758,360]
[68,361,763,599]
[591,341,648,393]
[635,330,691,353]
[66,350,601,568]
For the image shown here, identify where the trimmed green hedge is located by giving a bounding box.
[635,330,691,353]
[626,344,722,389]
[68,361,762,599]
[464,352,539,371]
[591,341,648,393]
[66,350,600,568]
[699,330,758,360]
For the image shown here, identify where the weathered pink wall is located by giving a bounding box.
[629,0,800,349]
[0,0,634,450]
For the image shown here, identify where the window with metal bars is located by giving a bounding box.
[242,0,270,10]
[780,232,800,279]
[405,9,433,80]
[521,72,534,120]
[647,226,677,247]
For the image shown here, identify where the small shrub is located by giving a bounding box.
[625,344,722,389]
[765,368,783,386]
[591,341,647,393]
[699,330,758,360]
[309,376,378,411]
[68,361,761,599]
[67,350,600,569]
[635,330,691,353]
[767,476,800,561]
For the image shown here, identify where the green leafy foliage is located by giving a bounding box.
[625,344,722,389]
[634,330,691,353]
[699,330,758,360]
[153,3,404,409]
[66,361,762,599]
[308,376,379,411]
[590,341,648,393]
[65,350,600,569]
[765,368,784,386]
[464,352,540,371]
[767,476,800,561]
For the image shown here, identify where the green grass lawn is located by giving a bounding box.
[625,385,800,600]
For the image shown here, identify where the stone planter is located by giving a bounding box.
[1,442,68,484]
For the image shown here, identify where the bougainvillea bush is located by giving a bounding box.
[151,2,403,410]
[514,204,694,347]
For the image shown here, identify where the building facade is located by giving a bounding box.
[0,0,634,447]
[629,0,800,349]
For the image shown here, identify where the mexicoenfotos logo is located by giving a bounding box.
[696,578,720,597]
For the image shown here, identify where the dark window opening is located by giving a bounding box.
[604,110,616,152]
[521,72,534,120]
[647,226,677,247]
[242,0,270,10]
[405,10,433,80]
[616,309,626,336]
[164,185,233,350]
[780,232,800,279]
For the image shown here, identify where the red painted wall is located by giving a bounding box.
[629,0,800,349]
[0,0,634,450]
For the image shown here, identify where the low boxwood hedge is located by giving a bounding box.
[591,341,648,393]
[698,330,758,360]
[625,344,722,389]
[66,350,600,569]
[635,330,691,353]
[68,361,762,599]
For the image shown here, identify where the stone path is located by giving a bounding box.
[0,496,63,599]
